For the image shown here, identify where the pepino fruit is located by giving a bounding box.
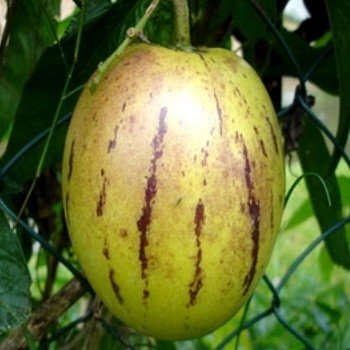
[62,42,285,339]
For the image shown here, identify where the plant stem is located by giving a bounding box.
[89,0,161,94]
[171,0,191,49]
[0,279,87,350]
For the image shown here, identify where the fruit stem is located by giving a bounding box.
[172,0,191,50]
[89,0,161,94]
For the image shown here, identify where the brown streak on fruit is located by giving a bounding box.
[107,123,120,153]
[201,147,209,166]
[109,269,123,304]
[235,131,242,143]
[213,91,223,135]
[137,107,168,297]
[224,57,238,73]
[242,143,260,296]
[103,238,110,260]
[67,140,75,181]
[65,193,70,228]
[265,116,278,153]
[108,139,116,152]
[188,199,205,306]
[245,106,251,119]
[122,102,126,112]
[119,229,128,238]
[103,247,110,260]
[259,139,268,158]
[96,172,107,217]
[233,86,241,98]
[175,197,183,206]
[197,53,223,135]
[197,52,209,68]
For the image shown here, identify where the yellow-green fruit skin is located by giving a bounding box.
[62,43,285,340]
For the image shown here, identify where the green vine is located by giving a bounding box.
[89,0,161,94]
[89,0,193,94]
[171,0,191,50]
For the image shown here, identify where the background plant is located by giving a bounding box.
[0,0,349,349]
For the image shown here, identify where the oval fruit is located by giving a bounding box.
[62,43,285,340]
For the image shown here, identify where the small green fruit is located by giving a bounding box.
[62,43,285,340]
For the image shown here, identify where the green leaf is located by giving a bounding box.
[227,1,338,94]
[230,0,278,41]
[297,117,350,269]
[144,0,175,47]
[285,199,313,231]
[318,245,334,282]
[325,1,350,173]
[269,31,338,94]
[316,296,342,324]
[155,340,177,350]
[338,175,350,210]
[1,0,144,184]
[0,211,31,335]
[206,0,233,30]
[0,0,60,138]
